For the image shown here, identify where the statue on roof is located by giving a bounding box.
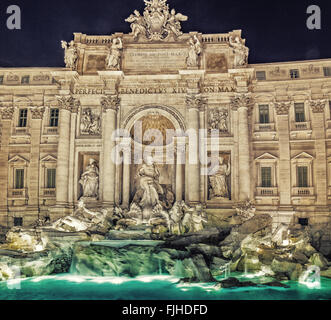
[125,0,188,41]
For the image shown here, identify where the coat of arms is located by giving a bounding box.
[125,0,188,41]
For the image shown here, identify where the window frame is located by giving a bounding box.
[259,104,270,124]
[294,103,306,123]
[18,108,28,128]
[290,69,300,79]
[49,108,59,127]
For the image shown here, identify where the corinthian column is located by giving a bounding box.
[231,93,252,201]
[310,99,327,207]
[186,94,207,204]
[55,96,79,207]
[101,95,120,207]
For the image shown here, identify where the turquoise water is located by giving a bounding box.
[1,273,331,300]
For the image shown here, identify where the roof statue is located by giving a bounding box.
[125,0,188,41]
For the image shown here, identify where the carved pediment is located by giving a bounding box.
[292,152,314,162]
[40,155,57,163]
[8,155,29,164]
[255,153,278,162]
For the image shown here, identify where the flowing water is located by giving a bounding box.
[1,273,331,300]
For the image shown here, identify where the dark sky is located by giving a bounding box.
[0,0,330,67]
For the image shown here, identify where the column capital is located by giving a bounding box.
[101,95,120,112]
[230,93,253,111]
[310,99,327,113]
[56,95,80,113]
[31,106,45,120]
[274,101,291,115]
[186,93,207,111]
[0,105,14,120]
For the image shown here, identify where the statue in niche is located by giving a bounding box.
[79,159,99,199]
[80,108,101,135]
[61,40,78,70]
[125,10,148,40]
[186,35,202,68]
[229,36,249,68]
[106,38,123,70]
[209,108,229,133]
[209,156,231,199]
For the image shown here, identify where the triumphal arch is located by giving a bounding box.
[1,0,331,228]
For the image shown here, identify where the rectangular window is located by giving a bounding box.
[297,166,308,188]
[295,103,305,122]
[13,217,23,227]
[15,169,24,189]
[259,105,270,124]
[290,69,300,79]
[49,108,59,127]
[46,169,56,189]
[323,67,331,77]
[21,75,30,84]
[18,109,28,127]
[256,71,266,81]
[0,75,3,84]
[261,167,272,188]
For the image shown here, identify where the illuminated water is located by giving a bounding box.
[1,273,331,300]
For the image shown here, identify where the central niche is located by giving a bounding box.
[130,113,176,146]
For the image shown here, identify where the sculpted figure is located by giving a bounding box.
[186,35,202,68]
[79,159,99,199]
[106,38,123,70]
[61,40,78,70]
[125,10,147,40]
[209,157,231,199]
[229,36,249,67]
[165,9,188,38]
[80,108,101,135]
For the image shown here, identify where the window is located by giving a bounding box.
[290,69,300,79]
[21,75,30,84]
[297,166,308,187]
[49,108,59,127]
[298,218,309,226]
[18,109,28,127]
[261,167,272,188]
[15,169,24,189]
[13,217,23,227]
[259,105,270,124]
[256,71,266,81]
[0,75,3,85]
[295,103,305,122]
[324,67,331,77]
[46,169,56,188]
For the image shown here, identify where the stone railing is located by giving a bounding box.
[201,34,231,43]
[13,127,29,136]
[254,123,275,132]
[292,187,314,196]
[44,127,59,135]
[256,187,278,197]
[8,188,28,199]
[290,121,311,131]
[42,188,56,197]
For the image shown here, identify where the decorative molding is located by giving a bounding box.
[31,106,45,120]
[230,93,253,111]
[310,99,326,113]
[56,96,80,113]
[101,95,121,112]
[0,105,14,120]
[186,94,207,111]
[274,101,291,115]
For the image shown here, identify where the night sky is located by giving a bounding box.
[0,0,330,67]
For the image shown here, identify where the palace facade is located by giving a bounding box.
[1,0,331,228]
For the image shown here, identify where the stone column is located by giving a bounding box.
[101,95,120,207]
[122,138,132,209]
[186,94,206,204]
[310,100,328,207]
[275,102,292,207]
[55,96,79,208]
[29,107,45,209]
[175,137,186,202]
[231,93,252,201]
[0,106,14,226]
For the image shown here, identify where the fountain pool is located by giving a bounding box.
[1,273,331,300]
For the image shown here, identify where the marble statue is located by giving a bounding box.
[209,157,231,199]
[80,108,101,135]
[106,38,123,70]
[186,35,202,68]
[61,40,78,70]
[209,108,229,132]
[79,159,99,199]
[182,204,208,233]
[229,36,249,68]
[125,0,187,41]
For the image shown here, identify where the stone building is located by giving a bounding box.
[1,0,331,227]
